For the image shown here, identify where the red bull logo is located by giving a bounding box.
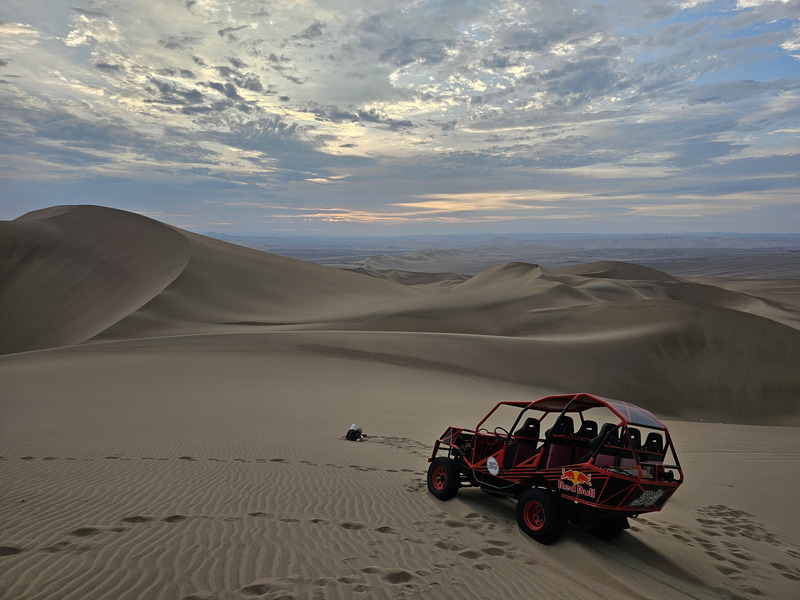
[558,468,596,498]
[561,469,592,486]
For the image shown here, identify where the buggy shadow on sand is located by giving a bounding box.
[427,393,683,543]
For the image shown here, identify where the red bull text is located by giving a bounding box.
[559,468,596,499]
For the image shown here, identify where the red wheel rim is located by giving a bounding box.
[523,500,546,531]
[432,465,447,491]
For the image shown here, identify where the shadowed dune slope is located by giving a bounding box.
[96,228,419,340]
[0,206,191,354]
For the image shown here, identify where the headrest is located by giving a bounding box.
[644,432,664,453]
[514,417,540,438]
[590,423,618,451]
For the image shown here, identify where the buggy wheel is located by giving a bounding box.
[516,488,566,544]
[427,457,460,500]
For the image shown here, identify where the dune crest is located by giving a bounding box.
[556,260,679,282]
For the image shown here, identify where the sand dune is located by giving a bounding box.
[0,206,418,348]
[1,205,799,599]
[1,338,799,600]
[2,205,799,419]
[0,206,191,354]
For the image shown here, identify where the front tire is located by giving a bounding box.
[427,457,460,500]
[516,488,566,544]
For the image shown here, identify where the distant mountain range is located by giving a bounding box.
[208,232,800,278]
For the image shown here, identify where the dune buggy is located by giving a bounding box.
[427,393,683,543]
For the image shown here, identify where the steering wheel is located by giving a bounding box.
[493,426,511,441]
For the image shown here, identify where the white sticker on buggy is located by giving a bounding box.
[487,456,500,476]
[630,489,664,507]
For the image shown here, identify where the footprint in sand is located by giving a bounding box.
[770,562,800,581]
[0,546,22,556]
[40,541,70,553]
[437,512,492,532]
[33,513,192,556]
[163,514,189,523]
[443,519,466,528]
[435,534,518,566]
[240,576,333,598]
[349,464,379,472]
[335,575,372,593]
[239,582,287,597]
[361,566,382,574]
[381,568,418,584]
[481,545,512,558]
[70,527,103,537]
[121,515,154,524]
[404,480,427,493]
[714,564,740,577]
[371,436,430,457]
[353,565,424,586]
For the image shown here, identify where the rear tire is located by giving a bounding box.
[516,488,566,544]
[427,457,460,500]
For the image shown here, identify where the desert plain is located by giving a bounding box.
[1,205,800,599]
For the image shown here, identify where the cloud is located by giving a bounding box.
[145,76,205,105]
[1,0,799,233]
[159,33,200,51]
[782,23,800,60]
[95,61,123,71]
[0,21,41,56]
[218,24,250,39]
[302,102,414,131]
[290,20,326,43]
[736,0,792,7]
[63,13,120,47]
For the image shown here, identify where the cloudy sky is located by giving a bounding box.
[1,0,798,234]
